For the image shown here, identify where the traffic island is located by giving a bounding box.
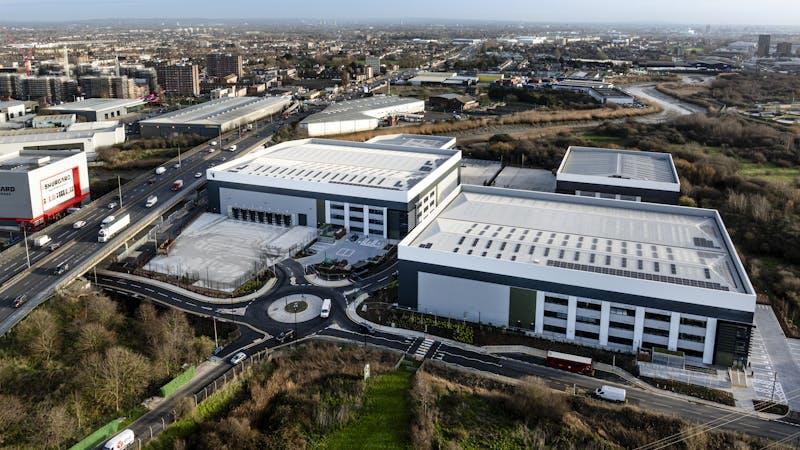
[268,294,323,323]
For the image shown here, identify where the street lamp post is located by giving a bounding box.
[117,176,123,207]
[22,226,31,269]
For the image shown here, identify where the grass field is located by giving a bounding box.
[739,162,800,183]
[317,370,413,450]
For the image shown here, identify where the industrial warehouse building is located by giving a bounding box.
[398,184,756,366]
[0,150,90,228]
[0,121,125,160]
[140,96,290,138]
[45,98,147,122]
[206,137,461,240]
[555,146,681,204]
[299,96,425,137]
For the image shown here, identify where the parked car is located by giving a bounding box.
[107,202,117,210]
[275,330,294,343]
[73,220,86,229]
[230,352,247,365]
[349,234,359,242]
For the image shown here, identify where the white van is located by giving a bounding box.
[594,385,626,403]
[103,429,135,450]
[145,195,158,208]
[320,298,332,318]
[155,166,166,175]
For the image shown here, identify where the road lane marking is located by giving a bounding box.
[440,351,503,367]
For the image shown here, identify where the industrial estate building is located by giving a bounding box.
[299,96,425,137]
[0,121,125,159]
[555,146,681,204]
[398,184,755,365]
[0,100,26,123]
[46,98,147,121]
[206,137,461,240]
[139,96,290,138]
[0,150,90,228]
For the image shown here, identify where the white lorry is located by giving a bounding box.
[155,166,166,175]
[145,195,158,208]
[594,385,626,403]
[98,214,130,243]
[32,235,51,248]
[103,429,135,450]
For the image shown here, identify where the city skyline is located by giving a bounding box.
[2,0,800,26]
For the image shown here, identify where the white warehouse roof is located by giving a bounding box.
[48,98,146,112]
[141,96,289,127]
[401,185,755,313]
[301,96,424,125]
[556,146,680,192]
[208,137,461,203]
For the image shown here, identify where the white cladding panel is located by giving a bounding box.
[418,272,510,326]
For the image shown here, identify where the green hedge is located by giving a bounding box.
[159,366,197,398]
[68,418,121,450]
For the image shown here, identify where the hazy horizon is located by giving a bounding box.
[2,0,800,26]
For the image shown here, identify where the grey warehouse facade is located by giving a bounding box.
[206,136,461,240]
[140,96,290,138]
[555,146,681,204]
[399,185,756,366]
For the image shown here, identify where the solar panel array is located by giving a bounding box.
[410,190,745,293]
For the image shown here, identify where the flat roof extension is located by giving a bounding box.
[366,134,456,149]
[557,146,680,192]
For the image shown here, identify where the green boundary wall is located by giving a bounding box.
[159,365,197,398]
[69,418,122,450]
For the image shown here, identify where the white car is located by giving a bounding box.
[173,163,181,169]
[230,352,247,365]
[73,220,87,229]
[107,202,118,210]
[211,140,218,146]
[194,172,203,178]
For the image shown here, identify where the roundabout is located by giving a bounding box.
[267,294,323,323]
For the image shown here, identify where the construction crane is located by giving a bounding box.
[1,27,34,75]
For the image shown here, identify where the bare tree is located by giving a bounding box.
[83,346,152,413]
[16,309,61,366]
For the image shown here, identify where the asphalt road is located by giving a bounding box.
[93,261,800,444]
[0,115,303,333]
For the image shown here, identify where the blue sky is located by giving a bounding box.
[2,0,799,25]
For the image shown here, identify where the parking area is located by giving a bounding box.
[492,166,556,192]
[145,213,315,290]
[460,158,501,186]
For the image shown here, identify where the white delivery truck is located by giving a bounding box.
[145,195,158,208]
[32,235,51,248]
[98,214,130,243]
[103,429,135,450]
[155,166,166,175]
[320,298,332,318]
[594,385,626,403]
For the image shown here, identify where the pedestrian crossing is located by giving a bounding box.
[414,338,435,359]
[749,327,788,404]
